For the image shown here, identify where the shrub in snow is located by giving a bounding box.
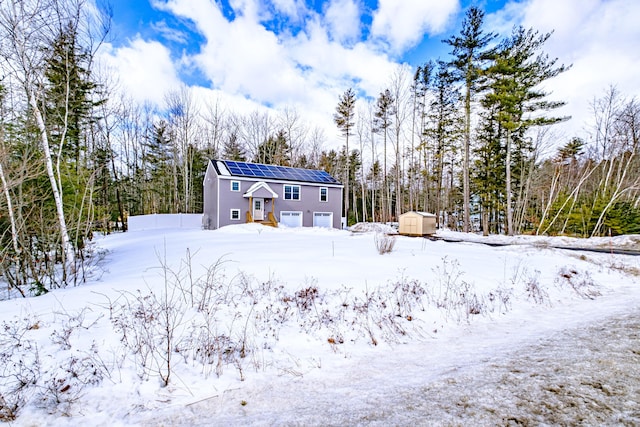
[0,313,109,419]
[111,288,185,386]
[295,286,319,313]
[487,287,514,313]
[374,232,396,255]
[390,273,427,319]
[555,267,601,299]
[38,352,106,416]
[525,270,549,305]
[0,317,41,421]
[430,257,490,322]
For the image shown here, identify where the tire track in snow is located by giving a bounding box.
[394,312,640,426]
[141,310,640,426]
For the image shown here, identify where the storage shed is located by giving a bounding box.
[398,211,437,236]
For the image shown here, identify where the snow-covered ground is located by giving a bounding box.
[437,228,640,251]
[3,224,639,426]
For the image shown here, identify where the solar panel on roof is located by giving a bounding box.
[221,160,339,184]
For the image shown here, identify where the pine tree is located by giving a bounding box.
[254,130,290,166]
[319,149,339,178]
[334,88,356,220]
[483,26,568,235]
[556,138,585,164]
[423,61,462,227]
[222,131,246,161]
[444,6,497,232]
[143,120,174,213]
[44,21,99,168]
[473,103,505,235]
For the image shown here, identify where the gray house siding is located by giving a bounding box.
[218,178,251,225]
[202,164,219,229]
[203,160,343,229]
[275,184,342,228]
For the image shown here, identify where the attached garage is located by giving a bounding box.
[313,212,333,228]
[398,211,437,236]
[280,211,303,228]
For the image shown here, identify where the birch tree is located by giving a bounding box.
[389,66,411,219]
[165,86,200,213]
[0,0,103,281]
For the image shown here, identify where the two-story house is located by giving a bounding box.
[203,159,343,229]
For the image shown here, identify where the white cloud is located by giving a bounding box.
[97,38,181,107]
[150,20,188,44]
[104,0,640,151]
[287,19,397,93]
[490,0,640,139]
[270,0,306,21]
[228,0,262,21]
[370,0,460,52]
[323,0,361,44]
[144,0,402,145]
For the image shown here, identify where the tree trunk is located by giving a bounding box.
[463,85,471,233]
[345,135,349,222]
[506,129,513,235]
[0,158,24,293]
[29,94,75,277]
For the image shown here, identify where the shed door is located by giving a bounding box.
[313,212,333,228]
[280,211,303,227]
[406,217,418,234]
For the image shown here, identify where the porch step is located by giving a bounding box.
[245,211,278,227]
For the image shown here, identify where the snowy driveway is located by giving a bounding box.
[140,308,640,426]
[396,312,640,426]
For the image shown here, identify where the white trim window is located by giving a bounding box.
[319,187,328,202]
[283,184,301,200]
[230,209,241,220]
[230,181,241,192]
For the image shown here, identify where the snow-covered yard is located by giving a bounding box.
[3,224,639,425]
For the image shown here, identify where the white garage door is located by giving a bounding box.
[280,211,303,228]
[313,212,333,228]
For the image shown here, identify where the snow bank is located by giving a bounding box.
[437,229,640,250]
[349,222,398,234]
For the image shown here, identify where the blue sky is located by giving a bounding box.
[99,0,640,144]
[109,0,512,85]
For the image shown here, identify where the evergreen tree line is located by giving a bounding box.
[0,2,637,295]
[332,8,639,236]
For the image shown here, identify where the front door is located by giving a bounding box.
[253,198,264,221]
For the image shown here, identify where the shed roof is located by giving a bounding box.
[400,211,436,218]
